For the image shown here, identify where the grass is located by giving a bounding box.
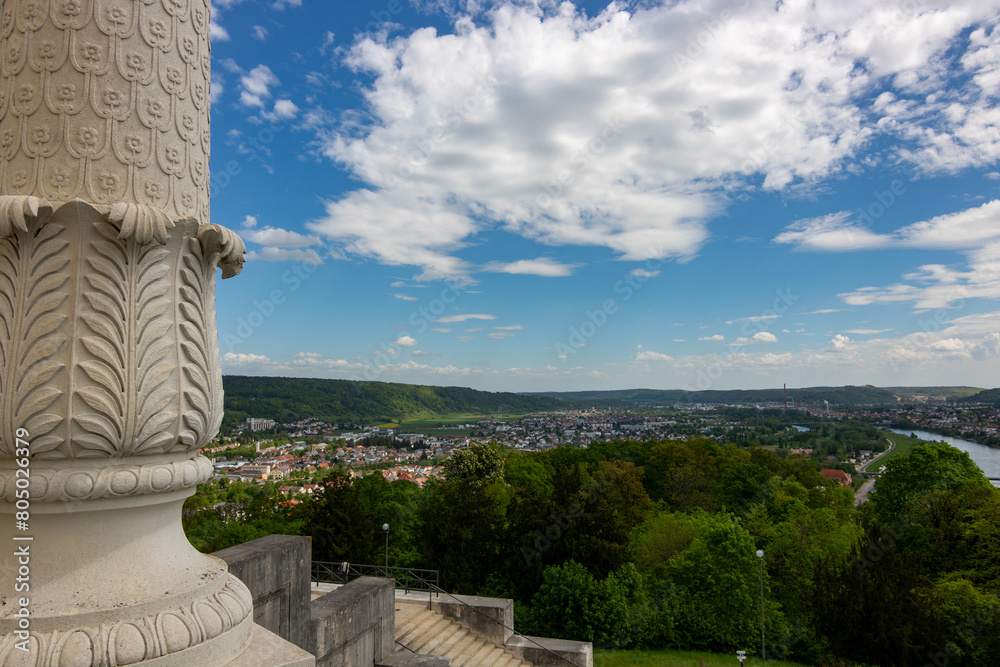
[594,648,807,666]
[861,430,924,470]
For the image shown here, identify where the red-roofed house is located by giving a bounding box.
[821,469,852,487]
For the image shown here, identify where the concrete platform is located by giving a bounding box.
[226,624,316,667]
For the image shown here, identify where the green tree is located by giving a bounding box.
[872,442,991,525]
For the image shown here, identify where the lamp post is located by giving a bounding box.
[756,549,766,660]
[383,523,390,570]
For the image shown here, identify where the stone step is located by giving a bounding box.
[394,601,534,667]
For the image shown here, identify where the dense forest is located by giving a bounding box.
[184,437,1000,665]
[964,387,1000,405]
[221,375,568,430]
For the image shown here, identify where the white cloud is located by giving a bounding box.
[222,352,271,365]
[253,25,269,41]
[488,332,515,339]
[699,334,725,341]
[845,328,893,335]
[726,314,781,325]
[435,314,496,323]
[494,325,524,331]
[630,268,661,279]
[239,65,280,108]
[245,248,324,264]
[482,258,579,277]
[272,0,302,9]
[734,331,778,345]
[242,215,258,229]
[635,345,673,362]
[243,226,321,248]
[391,293,419,301]
[273,99,300,119]
[827,334,853,351]
[774,212,892,252]
[395,335,418,347]
[210,19,230,42]
[306,0,1000,280]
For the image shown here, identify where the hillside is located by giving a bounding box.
[885,386,983,402]
[535,385,961,407]
[964,387,1000,404]
[221,375,568,428]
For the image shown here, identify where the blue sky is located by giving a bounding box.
[208,0,1000,393]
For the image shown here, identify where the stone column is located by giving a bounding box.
[0,1,291,665]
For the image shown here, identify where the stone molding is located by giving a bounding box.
[0,574,254,666]
[0,454,213,503]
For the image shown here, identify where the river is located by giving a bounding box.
[890,428,1000,486]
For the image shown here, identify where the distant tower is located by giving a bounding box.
[783,384,787,413]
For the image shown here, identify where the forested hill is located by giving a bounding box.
[534,385,957,406]
[222,375,568,427]
[964,387,1000,404]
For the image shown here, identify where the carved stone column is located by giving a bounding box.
[0,1,300,665]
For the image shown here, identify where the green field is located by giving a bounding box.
[595,649,806,666]
[860,430,926,470]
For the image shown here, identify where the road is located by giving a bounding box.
[854,437,895,505]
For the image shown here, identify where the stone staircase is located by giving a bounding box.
[394,601,535,666]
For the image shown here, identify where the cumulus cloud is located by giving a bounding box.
[635,345,673,362]
[699,334,725,341]
[222,352,271,365]
[735,331,778,345]
[243,226,321,248]
[304,0,1000,280]
[239,65,280,108]
[630,268,661,279]
[395,335,418,347]
[482,258,579,277]
[272,99,300,119]
[210,19,230,42]
[245,248,324,264]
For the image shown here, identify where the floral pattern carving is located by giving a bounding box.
[0,0,212,223]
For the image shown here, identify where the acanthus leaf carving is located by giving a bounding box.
[197,223,245,279]
[74,218,179,457]
[0,194,52,237]
[109,201,176,245]
[175,235,221,451]
[0,218,67,457]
